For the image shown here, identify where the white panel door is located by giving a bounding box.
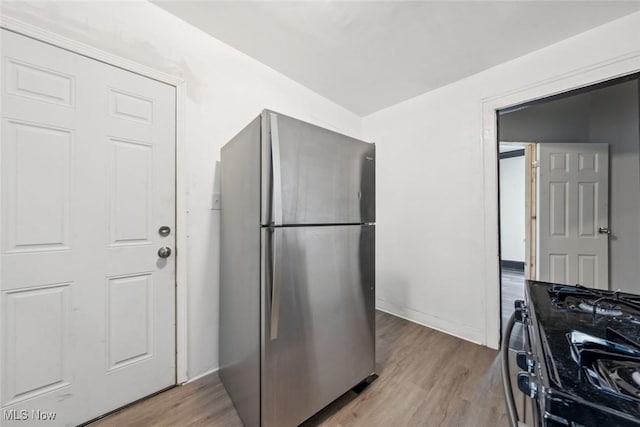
[536,143,609,289]
[1,30,176,425]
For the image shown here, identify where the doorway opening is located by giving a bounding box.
[498,143,528,337]
[497,73,640,335]
[496,74,640,423]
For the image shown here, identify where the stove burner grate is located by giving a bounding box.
[569,331,640,401]
[633,371,640,388]
[578,301,624,316]
[594,360,640,400]
[558,295,627,316]
[550,284,640,314]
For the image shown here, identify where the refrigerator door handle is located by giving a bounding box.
[270,229,281,340]
[270,112,283,226]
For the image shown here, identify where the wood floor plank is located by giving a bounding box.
[501,269,526,350]
[90,311,508,427]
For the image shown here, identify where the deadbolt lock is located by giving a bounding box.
[159,226,171,237]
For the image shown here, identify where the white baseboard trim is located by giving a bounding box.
[183,367,219,385]
[376,298,484,346]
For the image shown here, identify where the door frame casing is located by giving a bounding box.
[481,50,640,350]
[497,142,536,279]
[524,143,537,281]
[0,16,190,384]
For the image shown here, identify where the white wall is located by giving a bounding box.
[0,0,363,379]
[3,1,640,368]
[363,11,640,345]
[499,154,525,263]
[498,80,640,293]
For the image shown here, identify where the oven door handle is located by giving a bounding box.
[502,311,523,427]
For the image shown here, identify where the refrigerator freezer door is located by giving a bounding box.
[261,224,375,427]
[261,111,375,226]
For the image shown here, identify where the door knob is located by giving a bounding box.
[598,227,611,235]
[158,247,172,258]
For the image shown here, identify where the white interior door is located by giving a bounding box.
[536,143,609,289]
[1,30,176,425]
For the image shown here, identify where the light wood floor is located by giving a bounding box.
[501,268,525,331]
[90,311,508,427]
[501,268,525,350]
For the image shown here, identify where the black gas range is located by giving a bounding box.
[512,280,640,427]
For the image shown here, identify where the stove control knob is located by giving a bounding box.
[530,379,538,399]
[515,352,536,372]
[514,300,528,323]
[517,372,538,399]
[516,352,527,370]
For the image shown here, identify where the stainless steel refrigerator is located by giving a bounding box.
[220,110,376,427]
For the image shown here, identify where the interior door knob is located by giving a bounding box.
[598,227,611,235]
[158,247,172,258]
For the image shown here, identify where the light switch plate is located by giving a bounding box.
[211,192,221,210]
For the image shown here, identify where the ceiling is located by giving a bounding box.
[153,1,640,116]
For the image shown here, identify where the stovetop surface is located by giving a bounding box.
[527,281,640,423]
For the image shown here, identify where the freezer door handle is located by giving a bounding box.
[270,112,283,226]
[270,229,281,340]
